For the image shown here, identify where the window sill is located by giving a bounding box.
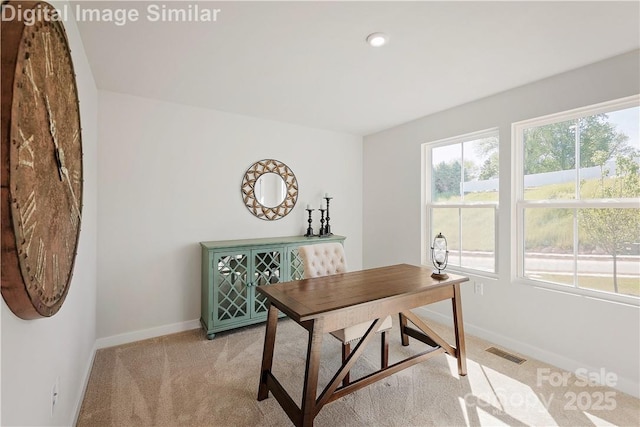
[431,264,499,281]
[515,277,640,307]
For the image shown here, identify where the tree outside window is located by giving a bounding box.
[427,130,499,274]
[518,102,639,298]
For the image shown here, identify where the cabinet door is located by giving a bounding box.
[213,251,251,326]
[251,247,284,318]
[287,245,305,281]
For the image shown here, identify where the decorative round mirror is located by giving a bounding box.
[241,159,298,220]
[255,172,286,207]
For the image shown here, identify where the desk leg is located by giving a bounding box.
[258,303,279,400]
[452,283,467,376]
[398,313,409,346]
[301,318,323,427]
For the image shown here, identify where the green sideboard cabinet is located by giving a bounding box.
[200,235,346,339]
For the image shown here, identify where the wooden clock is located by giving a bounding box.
[1,1,83,318]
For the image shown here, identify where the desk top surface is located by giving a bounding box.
[257,263,468,321]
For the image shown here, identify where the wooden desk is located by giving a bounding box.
[256,263,469,427]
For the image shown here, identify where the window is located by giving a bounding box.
[514,96,639,301]
[424,129,499,274]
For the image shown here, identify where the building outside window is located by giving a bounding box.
[513,96,639,302]
[424,128,499,275]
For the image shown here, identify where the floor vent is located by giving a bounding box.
[486,347,527,364]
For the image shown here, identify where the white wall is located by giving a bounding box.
[97,91,362,341]
[1,1,99,424]
[363,50,640,397]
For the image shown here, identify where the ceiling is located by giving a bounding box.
[74,1,640,136]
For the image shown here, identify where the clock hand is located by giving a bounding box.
[60,166,81,220]
[44,95,81,219]
[44,95,64,181]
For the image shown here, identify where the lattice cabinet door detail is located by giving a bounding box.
[201,235,345,339]
[287,246,305,281]
[251,249,283,317]
[213,251,251,327]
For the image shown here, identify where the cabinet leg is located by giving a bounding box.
[207,332,216,340]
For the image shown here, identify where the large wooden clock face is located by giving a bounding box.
[1,1,83,319]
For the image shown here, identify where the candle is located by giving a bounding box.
[321,201,326,209]
[306,204,311,210]
[325,193,330,198]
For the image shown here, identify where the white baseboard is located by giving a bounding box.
[72,342,97,426]
[95,319,201,349]
[415,307,640,399]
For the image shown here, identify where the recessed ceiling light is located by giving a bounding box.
[366,32,389,47]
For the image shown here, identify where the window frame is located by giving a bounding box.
[512,95,640,305]
[423,128,500,277]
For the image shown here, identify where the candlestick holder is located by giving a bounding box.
[324,197,333,236]
[318,208,327,237]
[304,209,316,237]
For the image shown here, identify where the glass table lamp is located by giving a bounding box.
[430,232,449,279]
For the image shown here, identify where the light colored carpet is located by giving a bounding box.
[78,317,640,426]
